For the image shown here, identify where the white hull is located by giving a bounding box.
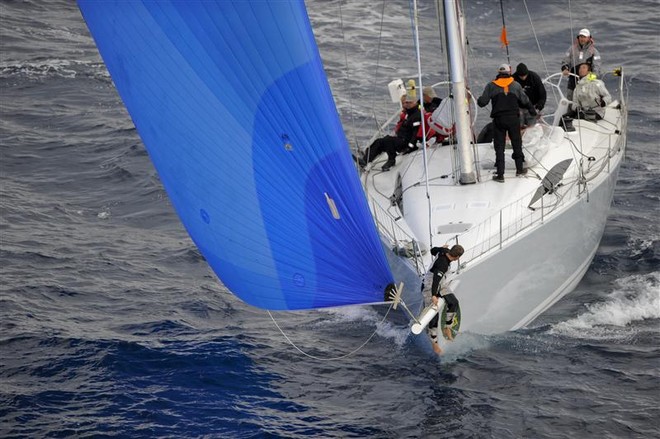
[455,155,621,334]
[363,91,626,335]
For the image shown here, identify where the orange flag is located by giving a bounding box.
[500,26,509,47]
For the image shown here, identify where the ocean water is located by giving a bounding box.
[1,1,659,438]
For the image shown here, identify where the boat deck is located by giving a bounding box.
[361,103,624,270]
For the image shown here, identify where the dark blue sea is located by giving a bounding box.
[1,1,658,438]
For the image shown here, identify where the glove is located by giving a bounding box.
[599,99,606,108]
[535,104,544,112]
[529,107,538,117]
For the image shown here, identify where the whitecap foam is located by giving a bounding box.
[628,236,656,258]
[1,59,77,78]
[0,59,110,80]
[436,332,491,362]
[551,272,660,339]
[323,306,411,347]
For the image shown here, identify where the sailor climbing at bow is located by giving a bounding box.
[422,244,464,354]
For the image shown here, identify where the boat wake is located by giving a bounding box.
[550,272,660,340]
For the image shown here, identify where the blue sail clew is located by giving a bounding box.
[78,0,394,310]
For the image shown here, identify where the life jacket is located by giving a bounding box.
[394,111,406,132]
[417,110,449,142]
[394,105,421,142]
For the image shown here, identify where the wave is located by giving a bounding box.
[550,272,660,339]
[0,59,109,80]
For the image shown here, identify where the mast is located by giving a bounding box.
[443,0,476,184]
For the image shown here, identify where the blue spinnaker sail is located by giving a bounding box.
[78,0,394,310]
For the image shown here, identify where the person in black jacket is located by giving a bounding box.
[423,86,442,112]
[357,94,421,171]
[424,244,464,354]
[513,63,546,127]
[477,64,537,182]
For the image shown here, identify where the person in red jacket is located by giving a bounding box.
[357,94,421,171]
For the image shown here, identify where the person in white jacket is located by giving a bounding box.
[571,62,611,120]
[561,28,602,100]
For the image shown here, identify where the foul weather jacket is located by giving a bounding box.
[477,75,534,118]
[429,247,452,298]
[572,73,612,118]
[394,105,422,149]
[561,38,602,76]
[513,70,547,110]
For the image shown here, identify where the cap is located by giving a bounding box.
[578,28,590,37]
[515,63,529,76]
[497,63,511,74]
[423,86,437,98]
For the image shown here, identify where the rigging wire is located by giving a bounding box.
[337,1,359,156]
[337,0,390,166]
[520,1,550,78]
[408,0,434,249]
[369,0,388,131]
[568,0,575,46]
[498,0,510,66]
[520,0,567,123]
[563,0,585,172]
[267,304,395,361]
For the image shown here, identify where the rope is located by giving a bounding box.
[267,303,395,361]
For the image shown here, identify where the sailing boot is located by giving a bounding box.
[381,158,396,171]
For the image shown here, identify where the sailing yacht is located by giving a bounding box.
[77,0,626,348]
[360,2,627,336]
